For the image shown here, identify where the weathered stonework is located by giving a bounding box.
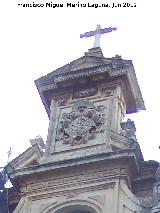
[56,100,105,146]
[5,47,159,213]
[73,87,98,99]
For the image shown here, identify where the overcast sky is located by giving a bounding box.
[0,0,160,167]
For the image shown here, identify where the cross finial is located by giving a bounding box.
[80,25,117,48]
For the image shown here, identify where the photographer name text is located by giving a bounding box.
[18,2,137,8]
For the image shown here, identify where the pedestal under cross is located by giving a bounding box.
[80,25,117,48]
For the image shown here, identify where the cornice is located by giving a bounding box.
[8,148,139,180]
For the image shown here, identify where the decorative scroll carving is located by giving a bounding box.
[100,86,115,97]
[55,94,70,106]
[73,87,98,99]
[56,100,105,146]
[104,89,113,97]
[120,119,137,141]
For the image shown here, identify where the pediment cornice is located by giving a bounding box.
[35,48,145,116]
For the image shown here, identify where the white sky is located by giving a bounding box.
[0,0,160,167]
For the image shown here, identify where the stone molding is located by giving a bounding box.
[24,168,126,194]
[35,53,145,116]
[6,144,43,172]
[42,199,103,213]
[73,87,98,99]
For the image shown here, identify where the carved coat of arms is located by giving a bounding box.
[56,100,105,146]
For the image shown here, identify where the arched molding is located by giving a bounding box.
[13,197,25,213]
[119,179,141,206]
[13,197,31,213]
[116,179,143,213]
[42,199,103,213]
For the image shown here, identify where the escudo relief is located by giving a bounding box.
[56,100,105,146]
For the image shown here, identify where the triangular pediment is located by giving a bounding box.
[69,58,104,71]
[50,49,108,76]
[110,131,137,150]
[35,47,145,116]
[6,144,43,171]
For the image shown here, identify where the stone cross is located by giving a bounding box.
[80,25,117,48]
